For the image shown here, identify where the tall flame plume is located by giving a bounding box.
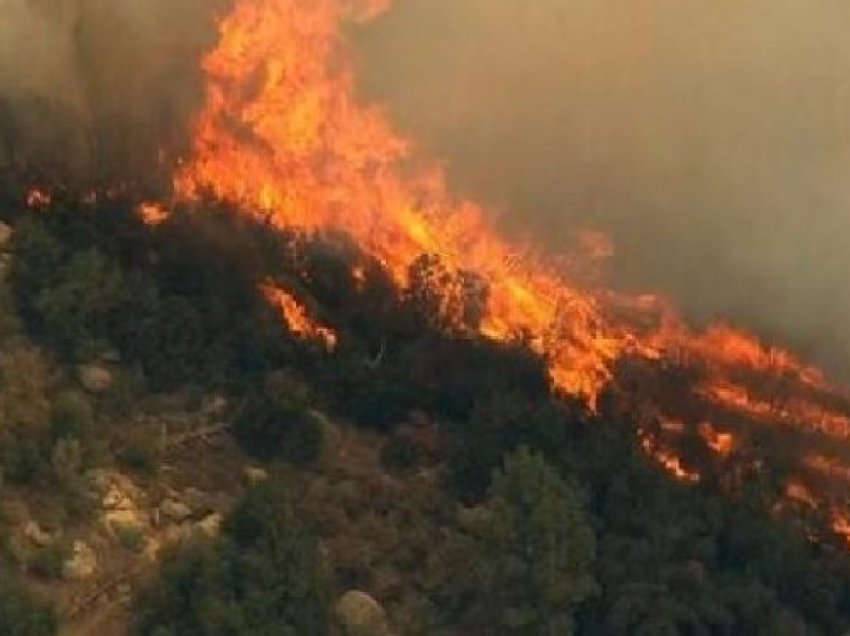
[175,0,850,538]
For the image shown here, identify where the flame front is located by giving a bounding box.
[260,281,338,351]
[176,0,850,535]
[175,0,625,404]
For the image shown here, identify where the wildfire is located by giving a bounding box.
[175,0,850,536]
[26,188,51,210]
[641,435,700,483]
[138,202,170,226]
[259,280,338,351]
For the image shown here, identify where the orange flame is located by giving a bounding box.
[173,0,655,405]
[176,0,850,411]
[259,281,338,350]
[175,0,850,535]
[138,202,170,226]
[26,188,51,210]
[641,434,700,483]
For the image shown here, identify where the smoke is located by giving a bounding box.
[0,0,221,185]
[355,0,850,379]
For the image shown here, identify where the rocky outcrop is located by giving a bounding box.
[196,513,223,538]
[63,540,97,581]
[159,498,193,523]
[334,590,390,636]
[78,364,113,394]
[243,465,269,486]
[0,221,12,250]
[0,221,11,278]
[23,520,53,548]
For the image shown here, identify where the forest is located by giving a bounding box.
[1,184,849,634]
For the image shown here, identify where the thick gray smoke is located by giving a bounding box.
[0,0,220,185]
[356,0,850,379]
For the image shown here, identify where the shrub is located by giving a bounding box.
[233,372,324,465]
[28,543,67,581]
[133,481,330,635]
[380,433,421,475]
[0,566,55,635]
[116,524,147,553]
[49,391,94,443]
[115,427,162,475]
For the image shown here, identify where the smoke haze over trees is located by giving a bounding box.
[354,0,850,381]
[0,0,221,183]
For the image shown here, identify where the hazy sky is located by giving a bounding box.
[0,0,218,182]
[355,0,850,377]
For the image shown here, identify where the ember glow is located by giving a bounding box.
[260,280,338,351]
[138,202,170,226]
[175,0,850,532]
[26,188,51,210]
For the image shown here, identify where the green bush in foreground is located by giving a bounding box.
[133,482,330,636]
[0,567,56,635]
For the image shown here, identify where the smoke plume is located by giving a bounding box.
[355,0,850,380]
[0,0,220,185]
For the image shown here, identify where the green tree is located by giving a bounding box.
[34,248,127,357]
[133,482,330,636]
[233,371,324,465]
[461,447,597,635]
[0,341,52,483]
[0,567,56,635]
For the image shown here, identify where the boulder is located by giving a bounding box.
[102,484,133,511]
[78,364,113,393]
[99,349,121,364]
[0,222,11,250]
[195,513,224,538]
[160,498,193,523]
[23,521,53,548]
[182,487,214,514]
[243,465,269,486]
[334,590,390,636]
[162,523,193,547]
[63,540,97,581]
[102,509,145,540]
[201,394,228,416]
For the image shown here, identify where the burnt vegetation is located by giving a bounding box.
[2,185,850,634]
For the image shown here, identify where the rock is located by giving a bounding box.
[78,364,113,393]
[63,540,97,581]
[0,222,12,251]
[102,485,133,511]
[202,394,228,416]
[195,513,223,538]
[99,349,121,364]
[334,590,390,636]
[103,509,145,540]
[160,498,193,523]
[182,487,214,514]
[161,524,193,547]
[244,465,269,486]
[23,521,53,548]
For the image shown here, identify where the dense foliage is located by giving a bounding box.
[132,482,330,635]
[4,189,850,633]
[444,446,598,634]
[0,567,55,635]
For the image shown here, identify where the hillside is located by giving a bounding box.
[0,187,849,634]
